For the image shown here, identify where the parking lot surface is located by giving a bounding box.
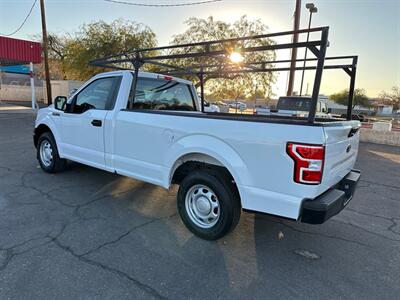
[0,113,399,299]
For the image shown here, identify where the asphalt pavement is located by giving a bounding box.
[0,113,399,299]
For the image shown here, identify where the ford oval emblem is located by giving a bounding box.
[346,145,352,153]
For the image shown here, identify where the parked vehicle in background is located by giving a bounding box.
[215,101,229,113]
[340,113,368,122]
[34,70,361,240]
[203,100,220,113]
[228,101,247,111]
[215,101,228,106]
[256,96,332,118]
[68,88,78,98]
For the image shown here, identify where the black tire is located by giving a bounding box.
[37,132,66,173]
[177,169,241,240]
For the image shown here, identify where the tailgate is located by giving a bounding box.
[321,121,361,190]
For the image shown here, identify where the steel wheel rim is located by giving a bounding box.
[185,184,220,229]
[39,140,53,167]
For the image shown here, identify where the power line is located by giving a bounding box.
[104,0,222,7]
[0,0,38,37]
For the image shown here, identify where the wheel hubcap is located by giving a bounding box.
[185,184,220,229]
[39,140,53,167]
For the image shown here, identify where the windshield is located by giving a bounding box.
[277,97,311,111]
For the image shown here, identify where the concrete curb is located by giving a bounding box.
[0,103,38,114]
[0,109,37,114]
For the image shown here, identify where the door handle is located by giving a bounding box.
[91,119,102,127]
[52,112,60,116]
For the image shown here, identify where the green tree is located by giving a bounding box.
[330,88,370,108]
[169,16,277,101]
[35,20,156,81]
[65,19,156,80]
[47,33,69,61]
[32,33,69,80]
[379,86,400,111]
[58,19,157,80]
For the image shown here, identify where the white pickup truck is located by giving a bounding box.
[34,70,361,240]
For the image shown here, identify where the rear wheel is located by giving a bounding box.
[177,170,241,240]
[37,132,66,173]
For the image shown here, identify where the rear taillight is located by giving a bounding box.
[286,142,325,185]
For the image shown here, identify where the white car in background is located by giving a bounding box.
[203,100,220,113]
[228,101,247,111]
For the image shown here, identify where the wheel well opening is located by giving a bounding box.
[172,160,241,204]
[172,158,235,185]
[34,124,51,148]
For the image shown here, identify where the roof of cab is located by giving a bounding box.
[92,70,194,85]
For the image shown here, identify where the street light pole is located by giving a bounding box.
[287,0,301,96]
[40,0,52,105]
[299,3,318,96]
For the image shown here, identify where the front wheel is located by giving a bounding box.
[37,132,66,173]
[177,170,241,240]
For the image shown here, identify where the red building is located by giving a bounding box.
[0,36,42,108]
[0,36,41,65]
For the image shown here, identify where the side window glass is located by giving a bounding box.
[132,78,195,111]
[73,77,118,114]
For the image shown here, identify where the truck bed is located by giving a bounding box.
[122,109,348,126]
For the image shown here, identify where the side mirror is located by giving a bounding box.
[54,96,67,111]
[203,101,210,107]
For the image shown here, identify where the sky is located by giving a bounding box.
[1,0,399,97]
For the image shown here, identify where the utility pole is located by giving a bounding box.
[40,0,52,105]
[287,0,301,96]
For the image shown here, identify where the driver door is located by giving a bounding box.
[60,76,121,169]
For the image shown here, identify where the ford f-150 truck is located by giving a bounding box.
[34,70,361,240]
